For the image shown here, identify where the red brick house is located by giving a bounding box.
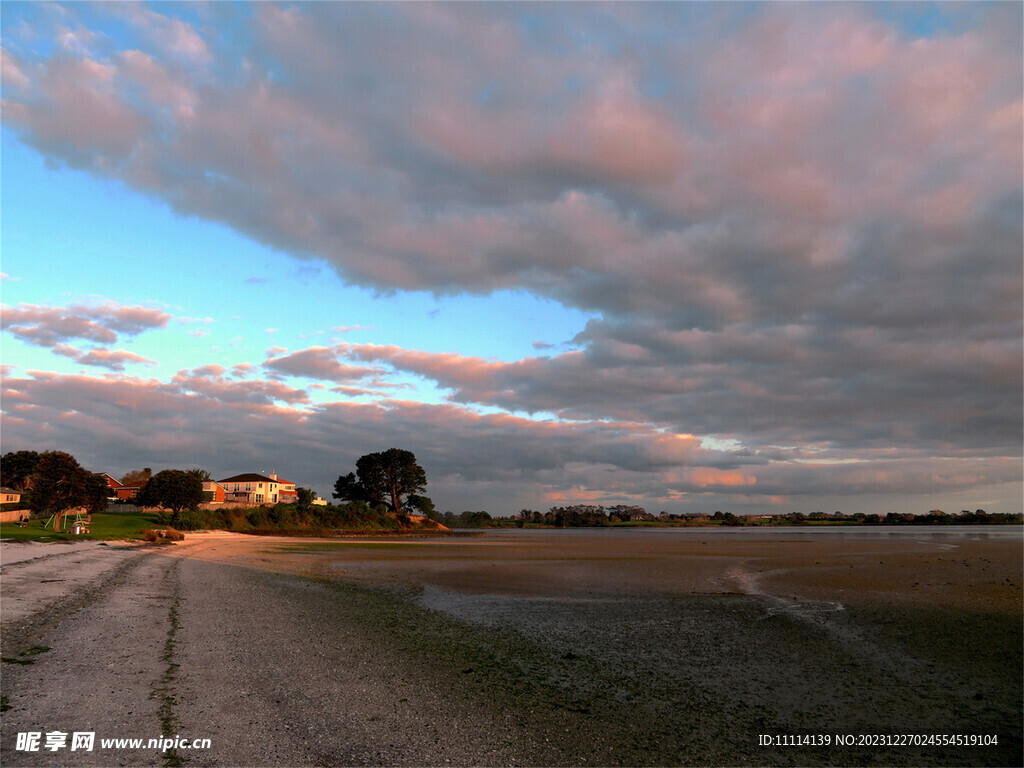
[202,481,226,503]
[115,481,146,500]
[96,473,123,501]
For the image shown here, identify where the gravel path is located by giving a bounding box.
[1,540,556,768]
[2,547,177,767]
[170,558,544,767]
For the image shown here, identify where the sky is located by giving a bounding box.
[1,1,1021,516]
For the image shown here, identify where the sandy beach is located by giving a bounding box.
[2,528,1021,767]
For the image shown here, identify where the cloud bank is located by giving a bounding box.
[1,3,1020,512]
[4,369,1018,514]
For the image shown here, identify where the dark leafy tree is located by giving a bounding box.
[376,448,426,515]
[1,450,41,491]
[187,467,212,482]
[28,451,93,516]
[295,487,314,512]
[457,510,493,528]
[333,472,369,504]
[84,473,109,514]
[406,494,438,521]
[137,470,204,513]
[335,449,427,515]
[354,454,388,507]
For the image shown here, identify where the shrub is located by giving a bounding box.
[141,527,185,543]
[246,507,270,528]
[170,509,209,530]
[268,503,296,527]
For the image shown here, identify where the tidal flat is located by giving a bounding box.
[239,527,1023,766]
[2,527,1021,767]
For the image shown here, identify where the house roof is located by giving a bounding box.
[218,473,280,484]
[0,487,21,495]
[119,480,148,489]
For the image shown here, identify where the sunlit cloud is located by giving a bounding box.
[2,303,169,350]
[1,2,1019,513]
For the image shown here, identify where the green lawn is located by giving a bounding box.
[0,510,163,542]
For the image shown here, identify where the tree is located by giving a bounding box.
[28,451,94,518]
[333,472,369,504]
[407,494,439,521]
[458,510,492,528]
[295,487,314,512]
[187,467,211,482]
[1,450,41,491]
[136,470,203,513]
[84,473,110,514]
[334,449,427,515]
[120,467,152,485]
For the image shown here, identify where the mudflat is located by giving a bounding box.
[2,527,1021,767]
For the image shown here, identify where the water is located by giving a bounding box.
[467,524,1023,542]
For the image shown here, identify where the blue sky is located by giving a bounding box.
[2,2,1021,514]
[3,125,594,410]
[3,129,586,353]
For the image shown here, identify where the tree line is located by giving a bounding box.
[5,449,1018,531]
[493,505,1022,528]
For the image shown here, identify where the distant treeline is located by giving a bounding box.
[134,503,1021,533]
[481,505,1023,528]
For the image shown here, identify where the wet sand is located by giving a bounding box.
[2,528,1021,766]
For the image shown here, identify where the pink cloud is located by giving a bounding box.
[172,367,310,406]
[264,346,384,384]
[1,47,32,91]
[1,302,170,348]
[121,5,212,66]
[547,72,685,185]
[686,468,757,489]
[117,49,196,117]
[75,348,157,371]
[190,364,227,377]
[332,325,373,333]
[13,55,150,160]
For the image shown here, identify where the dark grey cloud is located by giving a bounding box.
[2,370,1019,515]
[338,332,1021,455]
